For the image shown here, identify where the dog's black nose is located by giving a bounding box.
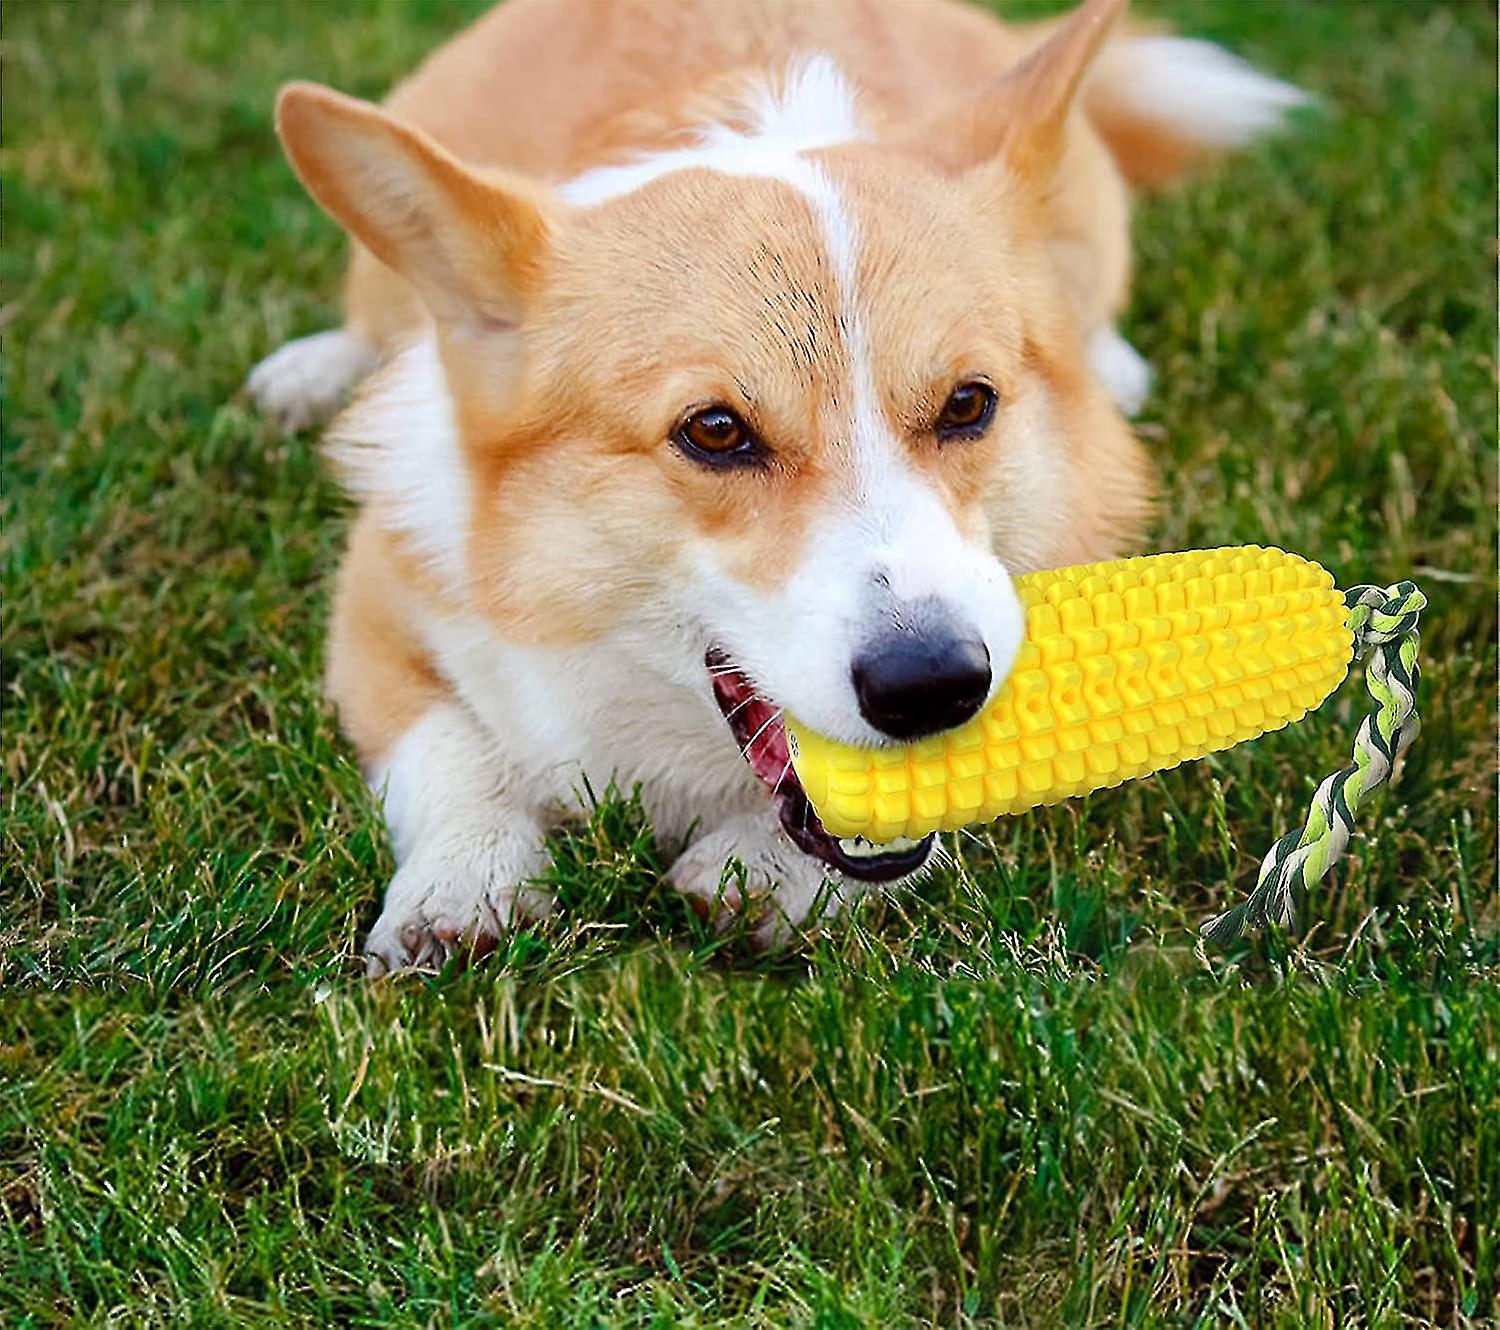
[852,623,991,741]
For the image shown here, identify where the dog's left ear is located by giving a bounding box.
[275,82,558,333]
[904,0,1126,186]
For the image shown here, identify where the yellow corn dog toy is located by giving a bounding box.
[785,546,1427,944]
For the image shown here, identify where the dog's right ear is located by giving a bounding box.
[898,0,1126,188]
[275,82,556,331]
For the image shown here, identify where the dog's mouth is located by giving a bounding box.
[706,648,935,882]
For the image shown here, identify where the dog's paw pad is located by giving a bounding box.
[246,329,376,433]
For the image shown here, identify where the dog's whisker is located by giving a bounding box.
[769,756,794,800]
[739,708,783,760]
[722,694,760,723]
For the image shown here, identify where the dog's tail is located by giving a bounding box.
[1084,34,1310,188]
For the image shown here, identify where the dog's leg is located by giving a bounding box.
[245,327,378,433]
[1087,326,1154,417]
[667,812,851,948]
[364,704,552,976]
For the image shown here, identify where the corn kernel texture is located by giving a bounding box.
[786,547,1353,843]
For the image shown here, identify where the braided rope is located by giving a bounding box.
[1200,581,1426,949]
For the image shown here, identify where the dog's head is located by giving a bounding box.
[282,0,1148,875]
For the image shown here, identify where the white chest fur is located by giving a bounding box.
[418,607,768,847]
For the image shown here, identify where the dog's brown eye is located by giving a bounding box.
[936,382,997,439]
[683,407,743,452]
[674,406,762,467]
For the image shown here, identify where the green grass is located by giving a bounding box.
[3,0,1495,1324]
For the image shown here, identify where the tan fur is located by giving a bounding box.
[256,0,1301,964]
[325,514,452,761]
[277,82,556,329]
[340,0,1139,344]
[282,0,1158,768]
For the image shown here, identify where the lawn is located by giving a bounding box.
[2,0,1496,1325]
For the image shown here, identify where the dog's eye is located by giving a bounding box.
[674,406,761,466]
[936,382,997,440]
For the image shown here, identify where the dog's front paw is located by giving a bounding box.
[667,813,844,949]
[246,328,377,434]
[364,833,551,977]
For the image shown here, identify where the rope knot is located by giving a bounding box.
[1201,576,1425,948]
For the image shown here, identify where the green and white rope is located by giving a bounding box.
[1201,581,1426,948]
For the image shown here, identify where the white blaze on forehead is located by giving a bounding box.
[562,56,887,492]
[559,55,867,429]
[562,58,879,485]
[560,55,864,206]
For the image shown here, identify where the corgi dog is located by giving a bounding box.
[247,0,1305,972]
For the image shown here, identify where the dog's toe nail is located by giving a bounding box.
[398,921,429,956]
